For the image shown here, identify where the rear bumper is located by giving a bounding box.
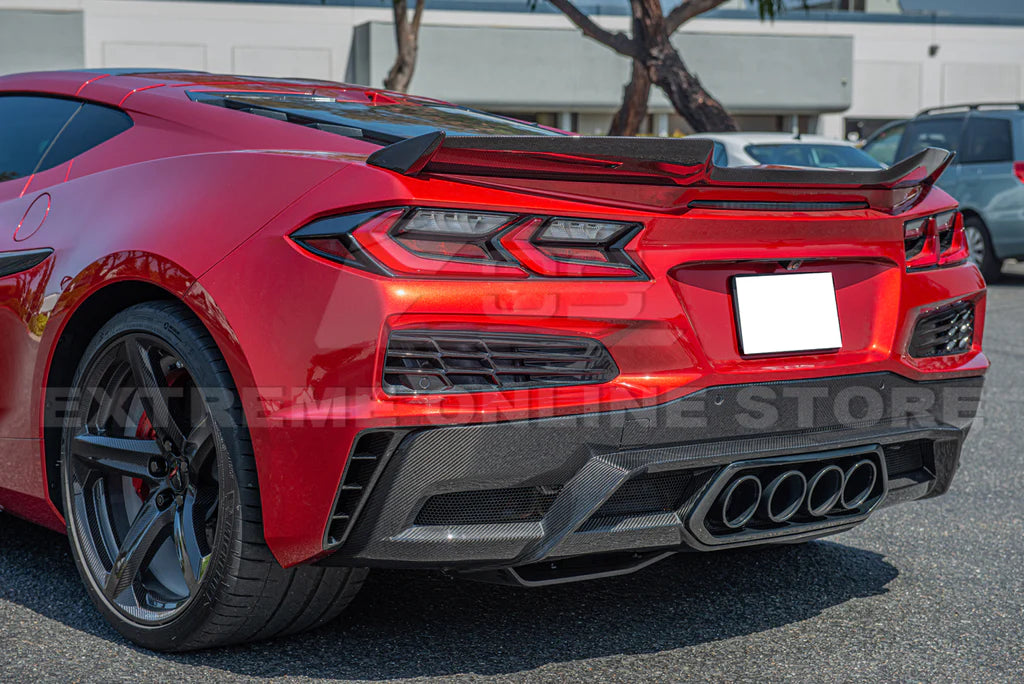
[323,372,983,581]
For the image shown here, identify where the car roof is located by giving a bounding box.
[0,69,427,109]
[687,132,855,146]
[915,103,1024,118]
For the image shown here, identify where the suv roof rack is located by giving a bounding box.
[918,102,1024,116]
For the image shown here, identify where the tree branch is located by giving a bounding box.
[665,0,731,34]
[548,0,642,59]
[391,0,407,36]
[411,0,425,35]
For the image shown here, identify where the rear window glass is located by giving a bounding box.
[897,117,964,159]
[960,117,1013,164]
[863,123,904,166]
[711,141,729,167]
[743,143,884,169]
[189,91,559,144]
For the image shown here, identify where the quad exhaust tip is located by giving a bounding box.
[720,475,762,529]
[841,459,878,510]
[805,465,845,517]
[759,470,807,524]
[710,454,883,534]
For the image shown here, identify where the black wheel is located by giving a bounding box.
[964,215,1002,283]
[60,301,366,651]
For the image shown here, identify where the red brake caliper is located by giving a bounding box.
[132,413,156,501]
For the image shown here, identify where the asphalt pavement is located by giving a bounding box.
[2,267,1023,683]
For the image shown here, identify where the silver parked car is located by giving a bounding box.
[863,104,1024,281]
[688,132,885,170]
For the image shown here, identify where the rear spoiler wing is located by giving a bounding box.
[366,131,953,191]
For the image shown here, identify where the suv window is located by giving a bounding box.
[863,122,905,166]
[896,116,965,160]
[960,117,1013,164]
[0,96,133,184]
[0,95,81,183]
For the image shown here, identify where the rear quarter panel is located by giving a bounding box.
[0,143,346,526]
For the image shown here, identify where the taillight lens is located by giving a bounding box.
[391,210,512,260]
[499,217,640,278]
[292,208,645,279]
[904,208,967,270]
[904,217,931,266]
[936,211,968,266]
[1014,161,1024,184]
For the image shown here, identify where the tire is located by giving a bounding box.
[60,301,366,651]
[964,215,1002,283]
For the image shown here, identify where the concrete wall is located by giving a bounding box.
[0,9,84,74]
[0,1,1021,138]
[349,22,852,114]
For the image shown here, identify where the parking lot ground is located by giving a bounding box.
[2,266,1023,683]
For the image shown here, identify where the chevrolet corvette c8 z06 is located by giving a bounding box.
[0,69,987,651]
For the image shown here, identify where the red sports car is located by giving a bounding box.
[0,70,987,651]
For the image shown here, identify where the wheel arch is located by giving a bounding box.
[41,278,259,517]
[42,281,179,513]
[959,208,1002,261]
[959,207,985,225]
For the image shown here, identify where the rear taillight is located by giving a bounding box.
[292,208,645,279]
[498,217,641,278]
[904,208,967,270]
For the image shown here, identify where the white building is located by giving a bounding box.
[1,0,1022,139]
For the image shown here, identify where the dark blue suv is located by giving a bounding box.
[863,104,1024,281]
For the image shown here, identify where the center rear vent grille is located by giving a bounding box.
[592,469,711,520]
[383,330,618,394]
[414,485,563,526]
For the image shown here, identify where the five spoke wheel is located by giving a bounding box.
[66,333,219,624]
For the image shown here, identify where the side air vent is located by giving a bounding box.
[324,431,394,549]
[383,331,618,394]
[414,485,563,526]
[883,440,933,478]
[909,300,975,358]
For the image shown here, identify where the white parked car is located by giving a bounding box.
[688,132,885,169]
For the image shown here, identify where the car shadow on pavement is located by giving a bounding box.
[0,513,899,679]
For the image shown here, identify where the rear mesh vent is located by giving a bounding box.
[325,431,393,548]
[909,300,975,358]
[414,485,563,526]
[883,440,932,477]
[383,331,618,394]
[593,470,709,520]
[688,200,868,212]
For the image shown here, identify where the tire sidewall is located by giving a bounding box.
[60,302,249,651]
[964,216,1001,282]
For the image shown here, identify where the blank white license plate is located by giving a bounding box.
[733,272,843,355]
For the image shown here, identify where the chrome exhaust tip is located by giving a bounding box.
[805,464,845,517]
[840,459,878,510]
[758,470,807,523]
[718,474,762,529]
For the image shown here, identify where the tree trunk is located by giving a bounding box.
[383,0,425,93]
[550,0,739,134]
[608,59,651,136]
[646,41,737,132]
